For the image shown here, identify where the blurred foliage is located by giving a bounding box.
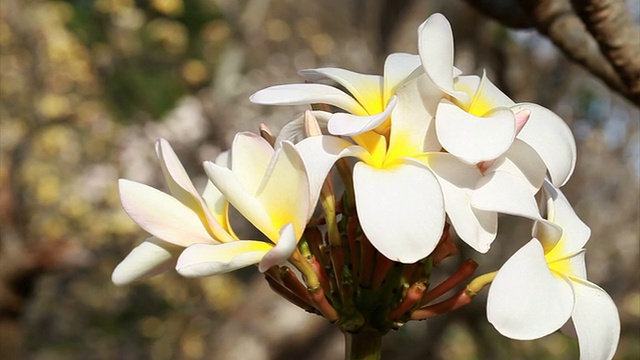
[0,0,638,359]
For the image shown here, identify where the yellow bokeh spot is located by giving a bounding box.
[37,176,61,205]
[37,94,72,119]
[266,19,291,42]
[140,316,166,338]
[309,33,334,56]
[181,60,208,85]
[151,0,184,16]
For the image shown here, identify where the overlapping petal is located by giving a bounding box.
[487,239,575,340]
[112,237,182,285]
[353,160,445,263]
[327,96,397,136]
[176,241,274,277]
[383,53,423,101]
[540,181,591,255]
[258,223,297,272]
[472,171,541,220]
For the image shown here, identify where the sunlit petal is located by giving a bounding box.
[418,13,470,104]
[353,160,445,263]
[176,241,273,277]
[486,140,546,192]
[250,84,368,115]
[298,68,383,113]
[119,179,214,247]
[327,96,397,136]
[512,103,577,187]
[112,237,182,285]
[472,171,541,220]
[569,278,620,360]
[230,132,274,195]
[541,181,591,254]
[258,223,297,272]
[436,100,515,164]
[383,52,423,101]
[487,239,574,340]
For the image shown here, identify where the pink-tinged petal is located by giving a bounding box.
[418,13,470,104]
[387,75,442,158]
[487,239,574,340]
[512,103,577,187]
[274,111,331,145]
[328,96,397,136]
[204,161,275,239]
[176,241,273,277]
[383,53,423,101]
[353,160,445,263]
[256,142,310,240]
[296,135,367,213]
[119,179,214,247]
[436,100,516,164]
[258,223,297,272]
[425,153,497,253]
[541,181,591,254]
[569,277,620,360]
[249,84,368,115]
[486,139,546,192]
[112,237,182,285]
[472,171,541,220]
[230,132,274,195]
[298,68,383,113]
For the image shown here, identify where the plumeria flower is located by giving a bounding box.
[112,139,236,285]
[419,13,577,187]
[487,181,620,360]
[176,132,312,276]
[250,52,423,138]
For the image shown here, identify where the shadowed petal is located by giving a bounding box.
[353,160,445,263]
[250,84,368,115]
[119,179,214,247]
[112,237,182,285]
[472,171,541,220]
[541,181,591,255]
[327,96,397,136]
[258,223,297,272]
[230,133,274,195]
[487,239,574,340]
[176,241,273,277]
[486,140,546,192]
[383,53,423,101]
[275,111,331,145]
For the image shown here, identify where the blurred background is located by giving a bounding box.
[0,0,638,359]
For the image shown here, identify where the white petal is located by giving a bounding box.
[541,181,591,254]
[250,84,368,115]
[426,153,497,253]
[569,278,620,360]
[512,103,577,187]
[298,68,383,113]
[274,111,331,145]
[486,139,546,192]
[155,139,201,207]
[383,53,423,101]
[119,179,214,247]
[436,100,516,164]
[112,237,182,285]
[472,171,541,220]
[487,239,574,340]
[418,13,470,104]
[176,241,272,277]
[258,223,297,272]
[327,96,397,136]
[204,162,275,240]
[460,72,515,114]
[256,141,310,240]
[230,132,274,195]
[353,161,445,263]
[296,135,367,212]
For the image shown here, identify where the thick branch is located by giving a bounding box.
[518,0,638,105]
[571,0,640,98]
[462,0,534,29]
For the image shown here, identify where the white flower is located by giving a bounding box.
[487,181,620,360]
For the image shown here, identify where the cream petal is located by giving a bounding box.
[472,171,542,220]
[274,111,331,145]
[258,223,297,272]
[418,13,470,104]
[383,52,423,101]
[486,139,547,192]
[298,68,383,113]
[155,139,201,207]
[353,160,445,263]
[436,100,516,164]
[176,241,273,277]
[569,277,620,360]
[487,239,575,340]
[255,141,310,240]
[327,96,397,136]
[425,153,497,253]
[512,103,577,187]
[111,237,182,285]
[249,84,368,115]
[119,179,214,247]
[230,132,274,195]
[204,161,276,240]
[541,181,591,254]
[295,135,367,213]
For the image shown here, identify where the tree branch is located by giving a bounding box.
[517,0,638,105]
[571,0,640,99]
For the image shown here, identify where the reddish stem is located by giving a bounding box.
[388,282,427,321]
[410,288,475,320]
[419,259,478,306]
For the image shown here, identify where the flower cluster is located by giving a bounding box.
[113,14,619,359]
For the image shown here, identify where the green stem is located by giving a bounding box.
[343,328,383,360]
